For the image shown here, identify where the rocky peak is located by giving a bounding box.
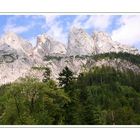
[0,29,139,85]
[69,27,86,35]
[0,33,34,85]
[93,31,112,42]
[34,33,67,57]
[1,32,23,47]
[67,27,96,56]
[0,32,33,56]
[0,32,20,44]
[36,34,52,46]
[92,31,139,55]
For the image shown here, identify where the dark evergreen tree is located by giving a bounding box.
[43,67,51,83]
[58,66,74,90]
[0,52,140,125]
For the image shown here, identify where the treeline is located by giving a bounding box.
[75,52,140,66]
[92,52,140,66]
[44,52,140,67]
[0,66,140,125]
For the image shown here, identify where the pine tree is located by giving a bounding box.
[58,66,74,90]
[43,67,51,83]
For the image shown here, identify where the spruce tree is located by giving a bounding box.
[58,66,74,90]
[43,67,51,83]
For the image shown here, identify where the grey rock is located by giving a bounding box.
[93,31,139,55]
[0,44,18,63]
[0,30,139,85]
[34,34,67,58]
[67,27,96,56]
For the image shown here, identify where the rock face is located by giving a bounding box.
[67,28,139,56]
[30,56,140,82]
[0,32,33,56]
[0,32,34,85]
[93,31,139,55]
[0,29,139,85]
[0,44,18,64]
[67,27,96,56]
[34,34,67,58]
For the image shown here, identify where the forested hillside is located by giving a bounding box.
[0,60,140,124]
[74,52,140,66]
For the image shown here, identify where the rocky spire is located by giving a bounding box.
[67,27,96,56]
[0,31,33,56]
[34,33,67,57]
[92,31,139,55]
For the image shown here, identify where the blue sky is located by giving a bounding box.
[0,15,140,50]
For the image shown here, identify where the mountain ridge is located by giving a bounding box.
[0,27,139,84]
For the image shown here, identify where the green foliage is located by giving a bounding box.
[0,78,70,125]
[41,52,140,67]
[43,67,51,83]
[58,66,75,91]
[66,66,140,125]
[43,56,63,61]
[0,53,140,124]
[90,52,140,67]
[70,52,140,67]
[32,66,46,70]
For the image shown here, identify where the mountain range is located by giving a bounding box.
[0,27,139,85]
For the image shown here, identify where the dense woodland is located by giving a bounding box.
[0,53,140,125]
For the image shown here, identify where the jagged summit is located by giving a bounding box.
[0,32,34,85]
[0,32,33,56]
[0,29,139,85]
[0,32,21,46]
[67,27,96,56]
[93,31,112,42]
[0,30,139,57]
[67,28,139,56]
[92,31,139,55]
[34,33,67,58]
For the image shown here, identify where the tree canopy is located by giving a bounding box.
[58,66,74,90]
[0,58,140,124]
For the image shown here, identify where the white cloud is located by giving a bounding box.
[5,15,140,49]
[84,15,113,31]
[4,23,32,34]
[71,15,113,31]
[111,16,140,47]
[71,15,88,28]
[41,15,114,44]
[45,15,59,25]
[3,16,34,34]
[47,23,67,44]
[42,15,67,44]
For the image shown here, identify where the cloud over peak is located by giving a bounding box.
[0,15,140,50]
[112,16,140,47]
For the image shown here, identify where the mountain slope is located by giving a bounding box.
[0,32,33,56]
[34,34,67,58]
[38,52,140,81]
[93,31,139,55]
[0,32,34,84]
[67,27,96,56]
[0,29,139,85]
